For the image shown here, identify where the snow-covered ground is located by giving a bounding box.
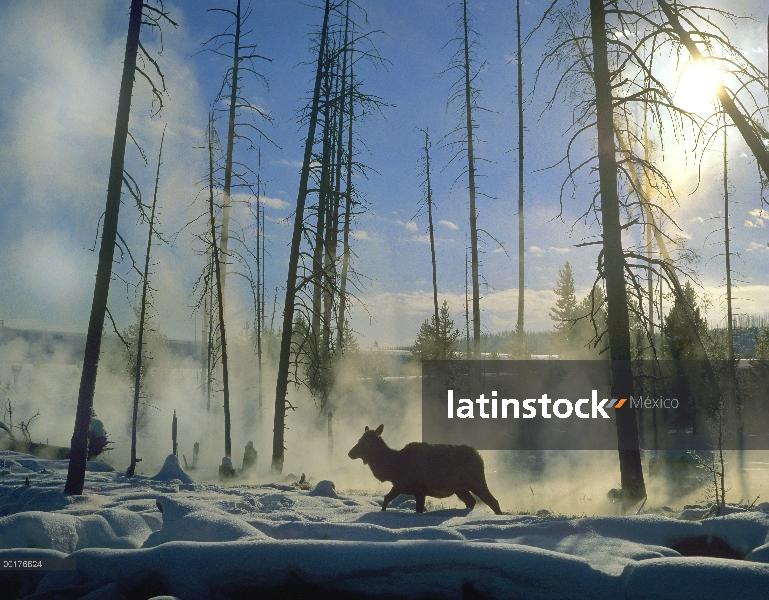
[1,451,769,600]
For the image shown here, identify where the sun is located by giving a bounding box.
[675,62,722,118]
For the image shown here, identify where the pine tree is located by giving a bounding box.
[412,301,462,361]
[550,262,578,352]
[663,281,707,360]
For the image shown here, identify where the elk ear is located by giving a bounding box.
[374,424,384,436]
[364,426,370,432]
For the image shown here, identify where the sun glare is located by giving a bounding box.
[675,62,722,117]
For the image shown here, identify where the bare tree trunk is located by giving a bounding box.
[219,0,243,296]
[590,0,645,508]
[465,249,471,357]
[336,23,355,353]
[65,0,143,495]
[424,130,440,335]
[462,0,481,358]
[209,113,232,459]
[272,0,331,473]
[325,12,349,365]
[172,409,178,457]
[723,123,735,367]
[311,55,333,384]
[256,151,263,424]
[207,254,215,412]
[321,61,342,393]
[515,0,526,356]
[127,126,165,478]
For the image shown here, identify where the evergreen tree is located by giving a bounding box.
[412,301,462,360]
[571,286,609,359]
[550,262,578,352]
[663,281,707,360]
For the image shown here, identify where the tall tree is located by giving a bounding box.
[65,0,175,495]
[207,0,271,295]
[722,120,735,368]
[419,129,440,336]
[272,0,332,473]
[207,113,233,459]
[127,126,166,478]
[443,0,484,358]
[589,0,646,507]
[515,0,526,357]
[462,0,481,358]
[336,20,355,353]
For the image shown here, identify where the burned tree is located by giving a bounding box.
[272,0,386,472]
[272,0,333,473]
[66,0,175,495]
[442,0,486,358]
[127,126,167,478]
[203,0,273,297]
[515,0,526,357]
[415,128,441,350]
[539,0,768,509]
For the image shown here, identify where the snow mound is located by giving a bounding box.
[143,496,269,547]
[0,508,150,552]
[150,455,194,485]
[622,556,769,600]
[307,480,339,498]
[745,542,769,563]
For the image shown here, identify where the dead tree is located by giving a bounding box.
[207,113,233,459]
[66,0,175,495]
[336,18,356,353]
[442,0,484,357]
[127,126,166,478]
[204,0,272,297]
[272,0,386,471]
[515,0,526,357]
[272,0,332,473]
[416,128,440,339]
[590,0,645,506]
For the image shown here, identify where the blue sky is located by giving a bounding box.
[1,0,768,348]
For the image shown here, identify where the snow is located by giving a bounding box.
[150,454,194,485]
[1,450,769,599]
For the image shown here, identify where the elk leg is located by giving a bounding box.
[382,486,401,511]
[415,494,426,513]
[470,483,503,515]
[455,488,476,510]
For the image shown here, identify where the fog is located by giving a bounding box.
[2,330,765,517]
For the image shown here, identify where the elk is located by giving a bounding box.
[348,424,502,514]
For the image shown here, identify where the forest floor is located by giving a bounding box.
[1,450,769,599]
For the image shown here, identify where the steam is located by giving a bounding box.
[2,330,764,517]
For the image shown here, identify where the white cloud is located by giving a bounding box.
[352,230,372,241]
[745,208,766,229]
[438,220,459,230]
[392,219,418,232]
[272,158,302,169]
[747,241,768,252]
[529,245,544,256]
[231,192,289,211]
[548,246,571,254]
